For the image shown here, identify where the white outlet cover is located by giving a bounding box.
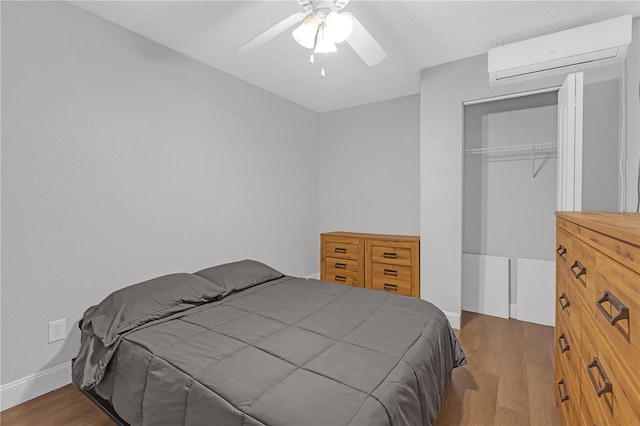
[48,319,66,343]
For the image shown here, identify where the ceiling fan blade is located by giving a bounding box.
[236,12,307,53]
[345,14,387,66]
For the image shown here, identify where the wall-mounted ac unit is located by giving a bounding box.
[488,15,632,85]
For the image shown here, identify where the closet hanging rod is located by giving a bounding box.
[464,142,557,155]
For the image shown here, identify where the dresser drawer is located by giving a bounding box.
[556,227,573,269]
[581,314,640,426]
[324,269,359,287]
[555,354,579,426]
[566,236,597,316]
[555,312,580,387]
[593,253,640,384]
[325,240,359,260]
[370,244,412,266]
[325,257,359,274]
[580,362,610,426]
[371,263,411,282]
[558,217,581,236]
[371,275,412,296]
[556,274,581,347]
[580,225,640,275]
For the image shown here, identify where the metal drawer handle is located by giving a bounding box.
[570,260,586,279]
[586,357,612,397]
[558,333,570,353]
[334,275,347,282]
[334,247,347,254]
[383,269,398,276]
[383,252,398,259]
[556,245,567,257]
[559,292,570,310]
[335,263,347,269]
[557,379,569,403]
[383,283,398,291]
[596,291,629,325]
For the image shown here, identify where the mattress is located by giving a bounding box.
[73,262,466,426]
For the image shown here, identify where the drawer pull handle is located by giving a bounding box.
[383,283,398,292]
[586,357,612,397]
[570,260,586,279]
[557,379,569,403]
[558,333,570,353]
[596,291,629,325]
[559,292,570,310]
[383,252,398,259]
[334,275,347,282]
[334,248,347,254]
[335,263,347,269]
[556,245,567,257]
[383,269,398,276]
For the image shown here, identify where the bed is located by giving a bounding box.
[72,260,466,426]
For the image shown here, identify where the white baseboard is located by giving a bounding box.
[443,311,461,330]
[0,362,71,411]
[510,303,518,319]
[303,272,320,280]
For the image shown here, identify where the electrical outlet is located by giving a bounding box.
[48,319,66,343]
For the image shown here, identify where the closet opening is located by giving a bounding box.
[461,90,559,326]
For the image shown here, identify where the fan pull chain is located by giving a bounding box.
[311,24,326,77]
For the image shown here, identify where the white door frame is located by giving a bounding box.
[557,72,584,211]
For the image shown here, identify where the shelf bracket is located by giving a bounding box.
[531,146,536,183]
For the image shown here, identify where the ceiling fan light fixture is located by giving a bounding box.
[292,15,318,49]
[314,25,337,53]
[324,11,353,43]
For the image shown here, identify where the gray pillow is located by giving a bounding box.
[82,273,225,346]
[195,259,284,295]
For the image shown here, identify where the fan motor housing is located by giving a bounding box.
[297,0,349,12]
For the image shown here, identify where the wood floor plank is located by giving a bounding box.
[458,371,500,426]
[495,405,531,426]
[523,321,555,369]
[495,321,529,414]
[527,362,562,426]
[1,311,561,426]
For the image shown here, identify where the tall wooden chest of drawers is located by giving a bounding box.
[320,232,420,298]
[554,212,640,426]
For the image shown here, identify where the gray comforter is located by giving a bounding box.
[73,269,465,426]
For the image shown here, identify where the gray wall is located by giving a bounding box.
[420,35,636,325]
[318,95,420,235]
[583,79,621,211]
[463,93,558,304]
[1,1,319,385]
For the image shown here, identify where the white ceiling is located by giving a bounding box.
[71,1,639,113]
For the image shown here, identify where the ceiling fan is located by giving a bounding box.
[236,0,387,75]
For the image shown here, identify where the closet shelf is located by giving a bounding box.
[479,151,557,163]
[464,143,557,182]
[464,142,557,182]
[464,142,557,156]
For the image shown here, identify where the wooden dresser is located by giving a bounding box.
[320,232,420,298]
[554,212,640,426]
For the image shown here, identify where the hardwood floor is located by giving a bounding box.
[1,311,560,426]
[0,384,112,426]
[435,311,561,426]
